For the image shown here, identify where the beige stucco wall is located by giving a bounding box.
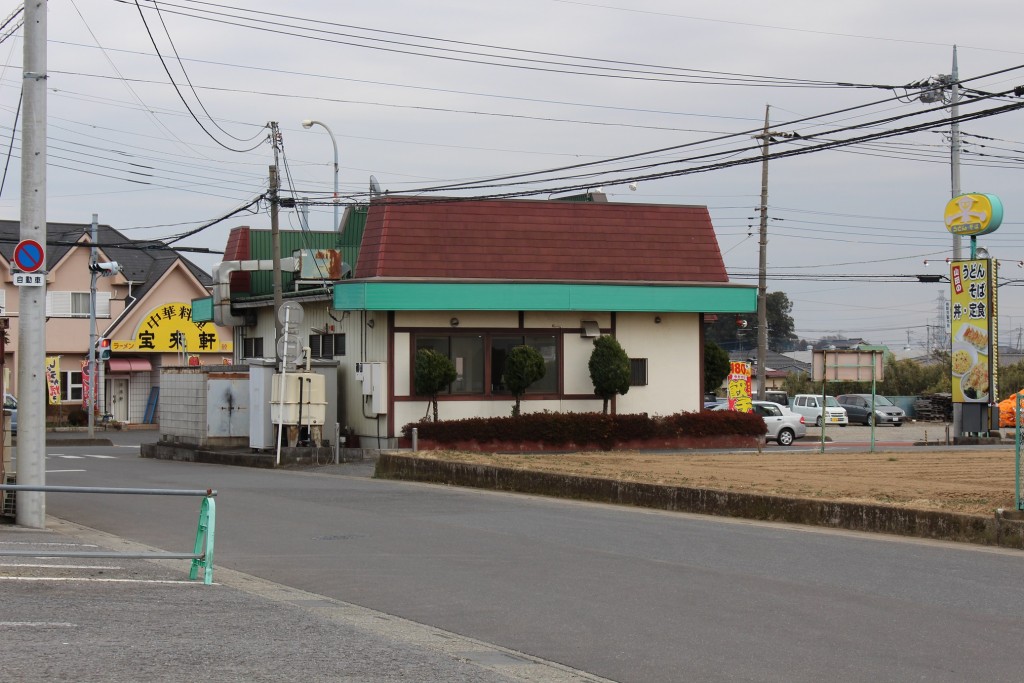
[395,310,518,329]
[615,312,701,415]
[247,304,703,442]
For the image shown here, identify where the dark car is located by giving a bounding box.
[836,393,905,426]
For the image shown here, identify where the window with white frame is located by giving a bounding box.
[60,370,83,402]
[46,291,111,318]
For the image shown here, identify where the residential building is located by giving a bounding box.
[0,220,231,424]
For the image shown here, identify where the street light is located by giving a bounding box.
[301,119,339,231]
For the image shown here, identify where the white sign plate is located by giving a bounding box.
[13,272,45,287]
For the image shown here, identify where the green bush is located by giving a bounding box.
[403,409,765,450]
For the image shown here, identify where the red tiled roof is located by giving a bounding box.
[354,197,729,283]
[224,226,251,292]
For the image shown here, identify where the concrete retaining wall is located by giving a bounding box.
[376,453,1024,550]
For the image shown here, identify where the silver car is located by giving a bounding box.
[713,400,807,446]
[3,393,14,435]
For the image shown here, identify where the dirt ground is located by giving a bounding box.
[414,448,1021,516]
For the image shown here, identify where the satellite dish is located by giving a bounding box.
[369,175,382,197]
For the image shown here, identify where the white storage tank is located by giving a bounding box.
[271,372,327,426]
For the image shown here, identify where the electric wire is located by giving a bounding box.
[148,0,265,143]
[161,193,265,244]
[124,0,887,89]
[131,0,269,152]
[0,87,19,198]
[67,0,219,160]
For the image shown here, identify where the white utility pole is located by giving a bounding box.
[17,0,47,528]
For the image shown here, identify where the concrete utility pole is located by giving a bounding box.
[18,0,47,529]
[950,46,962,261]
[88,214,98,438]
[752,108,800,401]
[269,122,283,342]
[950,46,964,439]
[755,105,770,401]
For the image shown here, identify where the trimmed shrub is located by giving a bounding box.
[403,409,765,450]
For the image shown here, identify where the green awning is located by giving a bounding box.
[333,281,755,313]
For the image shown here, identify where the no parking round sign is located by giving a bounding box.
[13,239,45,273]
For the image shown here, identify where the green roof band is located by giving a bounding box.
[333,282,755,313]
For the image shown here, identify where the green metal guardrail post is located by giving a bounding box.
[190,492,217,585]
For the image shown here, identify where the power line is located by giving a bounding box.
[131,0,269,153]
[124,0,889,89]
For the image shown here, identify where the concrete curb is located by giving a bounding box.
[376,453,1024,550]
[140,441,375,467]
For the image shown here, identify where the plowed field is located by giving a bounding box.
[415,449,1019,515]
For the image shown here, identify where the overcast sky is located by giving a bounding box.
[3,0,1024,353]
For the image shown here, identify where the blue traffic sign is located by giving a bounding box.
[13,239,45,273]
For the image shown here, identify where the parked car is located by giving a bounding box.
[764,390,790,407]
[836,394,906,426]
[703,393,724,409]
[4,393,15,434]
[791,394,848,427]
[712,400,807,446]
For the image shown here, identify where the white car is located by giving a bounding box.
[713,400,807,446]
[791,394,848,427]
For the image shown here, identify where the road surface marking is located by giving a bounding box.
[0,542,99,548]
[0,563,122,570]
[0,622,76,628]
[44,469,86,473]
[0,576,207,585]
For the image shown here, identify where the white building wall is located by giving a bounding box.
[615,312,701,415]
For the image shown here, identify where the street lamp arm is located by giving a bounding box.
[300,119,340,229]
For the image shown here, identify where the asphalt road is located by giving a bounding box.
[15,435,1024,682]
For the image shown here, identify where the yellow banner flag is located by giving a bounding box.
[45,356,61,405]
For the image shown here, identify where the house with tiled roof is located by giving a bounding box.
[215,196,755,447]
[0,220,232,425]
